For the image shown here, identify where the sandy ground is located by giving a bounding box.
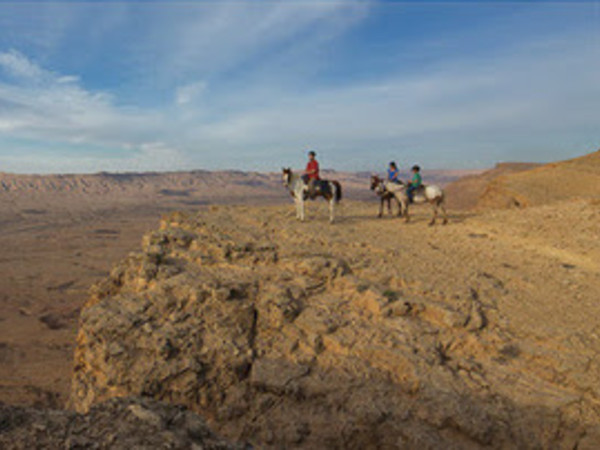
[238,198,600,342]
[0,204,163,407]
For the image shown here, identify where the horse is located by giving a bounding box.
[282,168,342,223]
[370,175,402,218]
[372,175,448,225]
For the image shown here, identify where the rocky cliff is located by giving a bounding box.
[70,205,600,449]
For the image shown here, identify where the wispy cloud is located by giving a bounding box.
[0,141,190,174]
[0,50,45,80]
[0,49,159,143]
[175,81,208,106]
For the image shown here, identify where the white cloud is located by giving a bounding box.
[0,49,163,147]
[0,141,190,174]
[175,81,207,106]
[123,1,370,85]
[0,50,45,80]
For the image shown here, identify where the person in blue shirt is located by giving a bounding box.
[387,161,401,184]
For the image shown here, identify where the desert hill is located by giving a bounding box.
[444,162,542,210]
[69,198,600,449]
[477,150,600,209]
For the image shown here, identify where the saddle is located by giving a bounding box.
[409,185,426,203]
[305,179,330,199]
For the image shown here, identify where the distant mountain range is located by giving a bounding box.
[0,168,482,205]
[3,150,597,213]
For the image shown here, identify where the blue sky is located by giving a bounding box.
[0,1,598,173]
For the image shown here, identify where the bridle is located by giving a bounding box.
[371,176,386,195]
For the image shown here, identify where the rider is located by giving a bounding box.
[303,150,320,198]
[387,161,401,184]
[407,165,422,203]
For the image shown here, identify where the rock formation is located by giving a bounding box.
[71,208,600,449]
[0,396,246,450]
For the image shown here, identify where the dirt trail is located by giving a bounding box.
[267,199,600,337]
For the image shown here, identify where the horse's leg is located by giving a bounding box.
[429,200,439,226]
[329,197,335,223]
[378,197,384,218]
[397,196,409,222]
[300,198,305,221]
[387,197,392,215]
[294,197,301,220]
[395,196,402,217]
[441,202,448,225]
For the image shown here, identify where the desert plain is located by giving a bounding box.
[1,153,600,449]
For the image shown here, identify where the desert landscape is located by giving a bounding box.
[0,152,599,448]
[0,169,471,409]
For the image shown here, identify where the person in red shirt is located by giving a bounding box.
[303,150,320,198]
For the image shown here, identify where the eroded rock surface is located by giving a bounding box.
[0,396,246,450]
[71,208,600,449]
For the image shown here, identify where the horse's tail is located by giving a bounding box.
[333,181,342,203]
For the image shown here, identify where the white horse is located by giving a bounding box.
[282,168,342,223]
[371,175,448,225]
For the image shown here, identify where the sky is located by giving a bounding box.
[0,0,598,174]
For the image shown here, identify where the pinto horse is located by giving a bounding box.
[282,168,342,223]
[370,174,448,225]
[370,175,402,218]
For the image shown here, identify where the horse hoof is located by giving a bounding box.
[443,220,448,225]
[429,222,435,227]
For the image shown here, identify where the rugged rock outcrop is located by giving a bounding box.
[71,210,600,449]
[0,396,246,450]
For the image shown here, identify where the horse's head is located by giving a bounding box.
[370,174,379,190]
[370,175,384,192]
[282,167,292,186]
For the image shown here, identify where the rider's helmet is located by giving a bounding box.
[412,165,420,172]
